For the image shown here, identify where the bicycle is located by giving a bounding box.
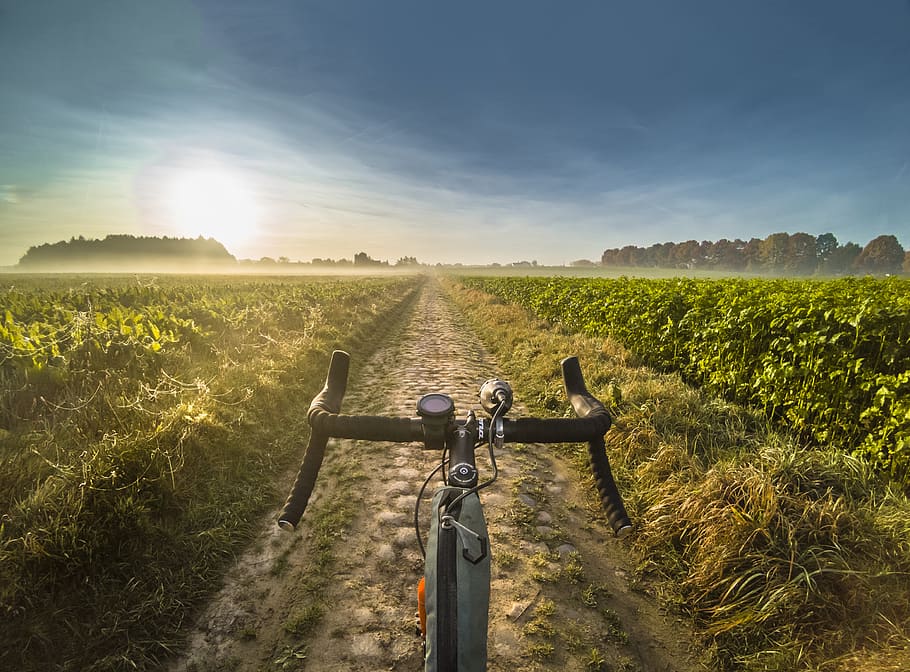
[278,350,632,672]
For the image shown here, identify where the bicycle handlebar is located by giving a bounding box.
[278,351,632,537]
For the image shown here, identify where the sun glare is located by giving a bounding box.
[166,168,260,252]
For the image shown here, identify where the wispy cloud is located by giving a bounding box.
[2,1,909,265]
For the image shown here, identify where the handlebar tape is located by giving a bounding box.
[561,356,632,537]
[561,356,608,418]
[308,350,350,416]
[278,350,350,531]
[505,416,610,443]
[309,409,424,441]
[588,437,633,537]
[305,413,608,444]
[277,431,329,531]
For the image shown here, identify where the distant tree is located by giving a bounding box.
[395,256,420,266]
[713,238,746,270]
[786,232,818,274]
[759,232,790,271]
[821,242,862,275]
[854,235,906,274]
[18,234,235,270]
[570,259,596,266]
[741,238,762,270]
[673,240,700,268]
[354,251,387,266]
[278,256,290,264]
[615,245,641,266]
[598,232,904,276]
[904,250,910,274]
[698,240,714,266]
[816,233,838,264]
[648,242,673,267]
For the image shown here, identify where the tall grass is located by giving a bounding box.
[445,278,910,671]
[0,275,422,671]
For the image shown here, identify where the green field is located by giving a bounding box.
[462,275,910,485]
[449,275,910,671]
[0,274,422,671]
[3,271,909,672]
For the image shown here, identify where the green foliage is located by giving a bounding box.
[0,274,422,671]
[447,277,910,671]
[462,275,910,486]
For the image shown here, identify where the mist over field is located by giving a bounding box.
[6,229,908,278]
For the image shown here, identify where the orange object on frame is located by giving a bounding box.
[417,576,427,638]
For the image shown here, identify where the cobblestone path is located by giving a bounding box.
[170,278,700,672]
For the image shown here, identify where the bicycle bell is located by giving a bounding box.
[479,379,513,416]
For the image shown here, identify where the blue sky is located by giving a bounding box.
[1,0,909,265]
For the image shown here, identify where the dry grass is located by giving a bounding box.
[446,277,910,672]
[0,275,422,671]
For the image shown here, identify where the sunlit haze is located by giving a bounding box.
[164,166,261,251]
[1,1,909,266]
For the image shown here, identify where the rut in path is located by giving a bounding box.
[170,279,701,672]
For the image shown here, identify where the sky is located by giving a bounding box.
[1,0,909,266]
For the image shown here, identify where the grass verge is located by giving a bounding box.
[0,274,423,671]
[444,277,910,672]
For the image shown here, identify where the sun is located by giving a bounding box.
[166,168,260,252]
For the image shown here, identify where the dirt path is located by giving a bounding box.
[169,279,703,672]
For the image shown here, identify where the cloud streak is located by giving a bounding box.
[1,1,909,266]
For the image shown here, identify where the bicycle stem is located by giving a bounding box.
[447,410,479,488]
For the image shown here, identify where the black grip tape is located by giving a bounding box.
[505,416,610,443]
[278,431,329,531]
[561,356,631,536]
[588,437,632,537]
[309,410,423,442]
[561,356,607,419]
[308,350,350,417]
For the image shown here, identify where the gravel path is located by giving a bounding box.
[169,278,701,672]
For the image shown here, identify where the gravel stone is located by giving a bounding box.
[518,493,537,508]
[556,543,577,557]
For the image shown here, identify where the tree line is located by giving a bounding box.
[601,232,909,275]
[18,235,236,269]
[13,237,426,271]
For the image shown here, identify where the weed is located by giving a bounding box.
[284,603,324,637]
[273,644,308,669]
[526,642,555,660]
[586,647,607,671]
[564,552,586,583]
[523,599,557,637]
[496,549,519,569]
[599,607,627,643]
[582,583,612,608]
